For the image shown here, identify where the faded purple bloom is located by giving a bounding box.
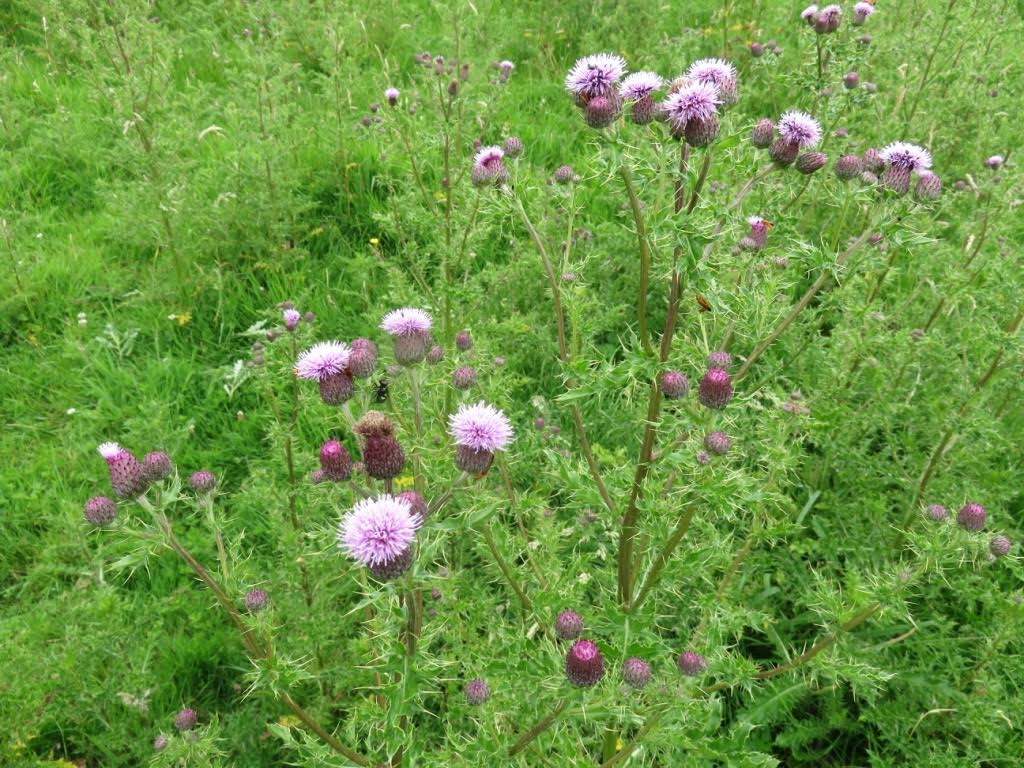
[677,650,707,676]
[990,535,1011,557]
[687,58,739,106]
[98,442,147,499]
[565,53,627,99]
[703,431,731,455]
[356,411,405,480]
[142,451,174,483]
[555,610,584,640]
[699,368,733,409]
[296,341,351,381]
[853,1,875,25]
[778,111,822,148]
[816,4,842,33]
[696,450,711,465]
[245,588,268,612]
[622,657,652,688]
[174,708,197,731]
[801,4,819,25]
[659,371,690,400]
[338,495,422,568]
[957,503,986,532]
[566,639,605,687]
[84,496,117,525]
[188,470,216,494]
[464,678,491,705]
[985,155,1004,170]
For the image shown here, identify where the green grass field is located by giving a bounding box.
[1,1,1022,766]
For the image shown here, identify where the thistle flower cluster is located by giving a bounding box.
[801,4,845,34]
[925,501,1013,559]
[93,442,176,507]
[876,142,943,200]
[752,111,825,172]
[564,53,739,145]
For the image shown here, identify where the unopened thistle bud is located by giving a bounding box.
[881,166,911,195]
[427,345,445,364]
[698,367,733,409]
[685,115,720,147]
[348,338,378,379]
[143,451,174,483]
[677,650,708,676]
[584,95,619,129]
[703,431,731,455]
[860,170,879,185]
[153,735,168,751]
[245,588,268,612]
[796,151,828,174]
[749,42,764,57]
[914,173,943,201]
[188,470,216,494]
[843,71,859,89]
[989,535,1011,558]
[452,366,477,391]
[622,657,652,689]
[835,154,862,180]
[319,440,353,481]
[566,639,605,687]
[455,331,472,351]
[355,411,405,480]
[769,139,800,166]
[659,371,690,400]
[925,504,949,522]
[554,165,576,185]
[751,118,775,148]
[464,678,491,705]
[397,490,427,520]
[555,610,584,640]
[283,308,300,331]
[707,350,732,369]
[502,136,524,158]
[84,496,118,525]
[174,708,197,731]
[368,546,414,580]
[319,371,355,404]
[957,503,986,532]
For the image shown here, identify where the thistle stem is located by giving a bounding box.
[630,500,698,612]
[480,524,532,611]
[508,700,568,757]
[619,161,652,354]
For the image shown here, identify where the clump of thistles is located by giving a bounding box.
[622,657,652,688]
[296,341,353,404]
[471,146,510,187]
[380,308,433,365]
[662,80,721,146]
[339,495,422,580]
[448,401,514,474]
[771,111,822,166]
[686,58,739,107]
[566,639,605,687]
[619,71,663,125]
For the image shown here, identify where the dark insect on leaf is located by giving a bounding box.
[695,294,712,313]
[374,377,390,403]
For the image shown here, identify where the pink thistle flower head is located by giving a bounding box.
[819,4,842,24]
[98,442,127,461]
[778,111,822,148]
[283,308,300,330]
[339,494,422,567]
[619,71,663,100]
[854,1,875,17]
[384,87,400,105]
[686,58,739,104]
[449,401,514,452]
[380,308,433,337]
[498,60,515,73]
[295,341,351,381]
[985,155,1004,169]
[473,145,505,171]
[879,142,932,173]
[662,81,720,131]
[801,4,819,21]
[565,53,627,98]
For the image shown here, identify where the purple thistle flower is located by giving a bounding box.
[687,58,739,106]
[696,450,711,465]
[659,371,689,400]
[319,440,353,481]
[188,470,216,494]
[98,442,147,499]
[703,431,731,455]
[707,350,732,369]
[245,588,268,612]
[662,81,720,136]
[619,71,663,101]
[622,657,652,688]
[348,338,378,379]
[816,4,842,33]
[677,650,707,676]
[801,4,819,25]
[746,215,772,249]
[699,367,733,409]
[295,341,351,381]
[464,678,491,705]
[554,610,584,640]
[338,494,422,568]
[985,155,1004,170]
[426,344,444,364]
[385,87,400,106]
[957,503,986,532]
[174,708,197,731]
[778,111,822,148]
[566,639,605,687]
[283,308,300,331]
[565,53,627,99]
[452,366,477,391]
[852,1,875,25]
[381,308,433,364]
[471,145,509,186]
[455,331,473,351]
[751,118,775,148]
[142,451,174,483]
[449,402,514,473]
[879,142,932,173]
[990,535,1011,558]
[84,496,117,525]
